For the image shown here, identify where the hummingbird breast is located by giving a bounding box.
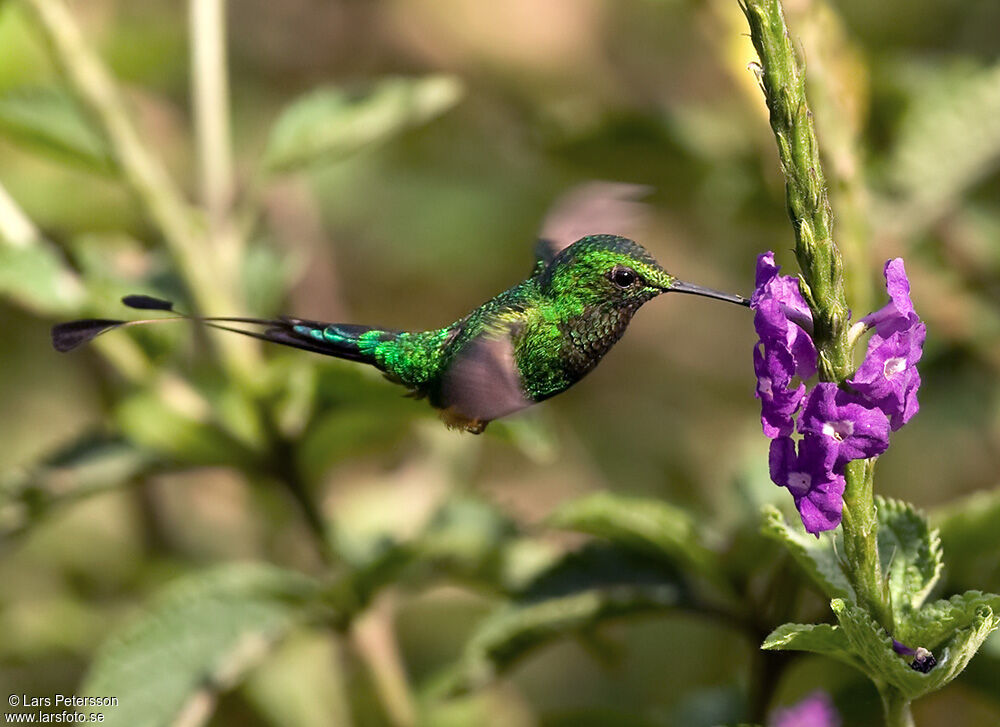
[561,303,640,378]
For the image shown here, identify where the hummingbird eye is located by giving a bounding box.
[608,266,639,289]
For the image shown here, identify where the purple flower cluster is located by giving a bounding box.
[752,254,924,535]
[769,691,841,727]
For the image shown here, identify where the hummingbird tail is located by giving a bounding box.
[51,294,392,366]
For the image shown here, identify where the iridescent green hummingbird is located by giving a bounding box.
[53,185,748,433]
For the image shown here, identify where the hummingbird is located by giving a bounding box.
[52,185,749,433]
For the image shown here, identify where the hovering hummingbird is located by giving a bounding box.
[53,185,749,433]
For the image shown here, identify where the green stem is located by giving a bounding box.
[740,0,894,634]
[20,0,258,381]
[881,687,915,727]
[741,0,851,383]
[840,459,893,631]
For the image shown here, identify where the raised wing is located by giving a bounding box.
[533,182,652,271]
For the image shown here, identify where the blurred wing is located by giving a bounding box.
[440,326,531,428]
[533,182,652,269]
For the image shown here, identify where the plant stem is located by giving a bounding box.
[0,179,43,248]
[20,0,257,379]
[190,0,235,232]
[881,687,915,727]
[840,459,893,630]
[741,0,894,634]
[352,593,418,727]
[741,0,851,383]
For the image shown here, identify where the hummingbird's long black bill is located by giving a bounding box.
[668,280,750,307]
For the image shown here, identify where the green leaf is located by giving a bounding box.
[933,488,1000,593]
[241,629,353,727]
[80,563,323,727]
[0,239,85,314]
[761,621,861,671]
[832,597,1000,700]
[415,493,519,585]
[879,59,1000,232]
[876,497,943,619]
[548,491,724,588]
[442,543,689,695]
[895,590,1000,651]
[115,387,260,469]
[1,434,154,539]
[761,505,853,601]
[263,75,463,173]
[831,598,928,698]
[0,86,116,173]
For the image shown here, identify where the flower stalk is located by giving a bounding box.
[740,0,851,384]
[741,0,901,697]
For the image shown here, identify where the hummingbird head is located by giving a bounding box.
[540,234,749,309]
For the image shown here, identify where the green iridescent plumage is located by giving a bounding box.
[274,234,742,432]
[53,186,749,433]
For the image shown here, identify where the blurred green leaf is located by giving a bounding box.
[441,542,690,695]
[761,621,861,671]
[876,497,942,621]
[241,241,298,317]
[297,406,411,485]
[0,86,116,173]
[831,597,999,700]
[0,433,154,539]
[933,487,1000,593]
[0,239,85,314]
[80,563,323,727]
[761,504,854,602]
[115,387,260,469]
[241,629,353,727]
[961,631,1000,707]
[69,233,175,311]
[263,75,464,173]
[548,491,724,590]
[415,493,519,587]
[879,59,1000,231]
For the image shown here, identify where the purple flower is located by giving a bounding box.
[798,382,890,466]
[892,639,937,673]
[769,435,845,535]
[849,326,925,430]
[848,257,925,430]
[752,252,817,380]
[769,691,841,727]
[862,259,919,338]
[754,344,806,438]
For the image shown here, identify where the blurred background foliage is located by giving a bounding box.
[1,0,999,725]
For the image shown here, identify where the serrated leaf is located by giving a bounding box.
[264,75,463,172]
[895,590,1000,651]
[760,505,853,601]
[0,86,116,173]
[761,622,861,671]
[832,597,1000,700]
[80,563,323,727]
[442,543,689,695]
[548,491,724,588]
[876,497,942,619]
[0,239,85,314]
[831,598,929,698]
